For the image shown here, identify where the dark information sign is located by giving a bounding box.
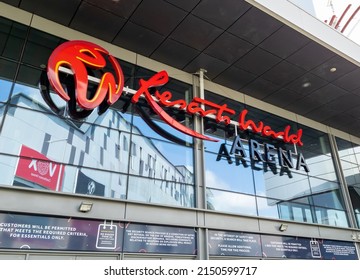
[209,230,358,260]
[261,235,358,260]
[0,213,123,251]
[208,230,262,257]
[261,235,313,259]
[0,213,197,254]
[123,223,197,255]
[96,223,118,250]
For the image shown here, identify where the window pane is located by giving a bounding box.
[336,137,358,164]
[205,149,254,194]
[207,188,257,216]
[129,134,194,183]
[256,196,280,219]
[309,177,344,210]
[341,160,360,187]
[315,207,348,227]
[69,167,127,199]
[336,137,360,228]
[0,17,27,61]
[128,175,195,207]
[254,168,310,200]
[0,59,16,102]
[22,28,64,68]
[348,186,360,227]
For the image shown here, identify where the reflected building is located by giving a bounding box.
[0,93,194,207]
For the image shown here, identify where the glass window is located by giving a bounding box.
[128,134,194,184]
[21,28,64,68]
[204,146,255,195]
[256,196,281,219]
[204,90,245,123]
[336,137,358,164]
[279,202,314,223]
[297,125,337,180]
[206,188,257,216]
[11,65,43,105]
[0,17,27,61]
[0,59,17,102]
[70,167,127,199]
[203,90,347,227]
[309,177,344,210]
[0,105,132,173]
[349,186,360,227]
[254,168,311,200]
[127,175,195,208]
[10,64,68,112]
[0,154,18,186]
[315,207,348,227]
[0,147,128,199]
[336,137,360,228]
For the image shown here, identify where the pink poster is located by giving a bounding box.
[15,145,64,191]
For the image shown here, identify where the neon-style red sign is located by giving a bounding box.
[238,110,303,146]
[131,71,219,142]
[42,40,303,146]
[47,40,124,109]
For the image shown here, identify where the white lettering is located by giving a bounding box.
[49,163,57,177]
[28,159,37,171]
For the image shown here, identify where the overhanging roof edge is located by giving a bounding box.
[246,0,360,67]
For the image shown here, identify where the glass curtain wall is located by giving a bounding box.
[204,90,349,227]
[335,137,360,227]
[0,17,195,209]
[0,16,355,228]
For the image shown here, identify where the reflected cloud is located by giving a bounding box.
[205,170,231,190]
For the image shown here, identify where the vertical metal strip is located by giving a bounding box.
[193,69,209,260]
[328,133,357,228]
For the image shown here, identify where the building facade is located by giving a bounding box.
[0,1,360,260]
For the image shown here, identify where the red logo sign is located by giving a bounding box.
[42,40,303,146]
[47,40,124,110]
[15,146,64,191]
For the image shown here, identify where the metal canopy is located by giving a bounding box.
[4,0,360,137]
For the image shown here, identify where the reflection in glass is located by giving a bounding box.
[0,35,198,209]
[205,149,254,194]
[207,188,257,216]
[68,166,127,199]
[349,186,360,227]
[309,177,344,209]
[0,60,17,102]
[254,167,310,200]
[0,152,128,199]
[1,101,132,172]
[256,196,280,219]
[279,202,313,223]
[341,160,360,188]
[257,195,314,223]
[0,154,19,186]
[128,175,195,208]
[0,17,27,61]
[22,29,64,68]
[315,207,348,227]
[296,126,336,180]
[129,133,194,183]
[203,89,345,227]
[336,137,360,227]
[1,77,196,208]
